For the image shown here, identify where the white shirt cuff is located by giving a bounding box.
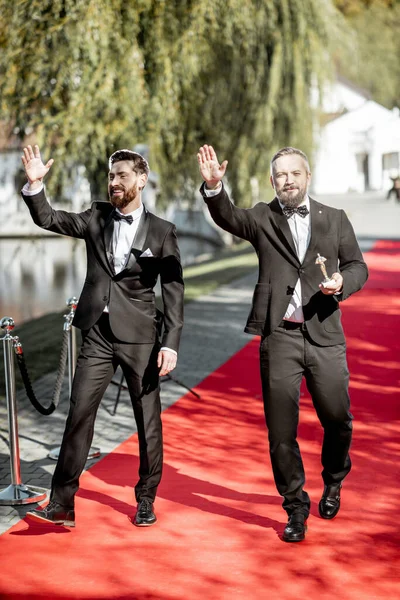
[22,182,44,196]
[160,347,177,356]
[203,182,222,197]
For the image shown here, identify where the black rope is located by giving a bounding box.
[14,329,69,415]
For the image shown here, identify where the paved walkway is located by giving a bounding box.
[316,190,400,240]
[0,191,398,534]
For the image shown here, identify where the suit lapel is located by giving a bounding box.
[120,207,150,273]
[102,208,115,273]
[102,206,151,275]
[302,199,329,267]
[269,198,300,264]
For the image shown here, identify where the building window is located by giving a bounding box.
[382,152,399,172]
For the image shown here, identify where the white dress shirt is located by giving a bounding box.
[203,183,311,323]
[278,197,311,322]
[111,204,143,274]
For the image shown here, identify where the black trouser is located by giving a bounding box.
[51,313,162,509]
[259,322,353,518]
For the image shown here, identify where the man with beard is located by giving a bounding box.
[20,144,184,528]
[197,144,368,542]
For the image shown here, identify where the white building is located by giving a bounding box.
[312,77,400,195]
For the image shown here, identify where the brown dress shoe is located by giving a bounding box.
[282,513,307,542]
[26,500,75,527]
[318,483,342,519]
[133,499,157,527]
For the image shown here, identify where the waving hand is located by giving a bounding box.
[197,145,228,189]
[21,145,54,185]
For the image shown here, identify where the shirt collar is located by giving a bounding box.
[115,203,143,221]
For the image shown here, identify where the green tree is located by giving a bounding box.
[0,0,149,199]
[0,0,344,207]
[140,0,343,205]
[334,0,400,108]
[334,0,395,17]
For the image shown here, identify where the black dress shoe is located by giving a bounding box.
[133,499,157,527]
[319,483,342,519]
[282,513,307,543]
[26,500,75,527]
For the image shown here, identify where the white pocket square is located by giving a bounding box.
[140,248,154,258]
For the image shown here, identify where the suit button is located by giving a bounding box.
[299,268,304,274]
[103,296,108,302]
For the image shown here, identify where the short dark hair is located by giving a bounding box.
[108,149,150,177]
[270,147,310,173]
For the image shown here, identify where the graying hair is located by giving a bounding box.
[270,147,310,174]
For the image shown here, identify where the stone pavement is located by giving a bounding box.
[0,191,398,535]
[316,190,400,240]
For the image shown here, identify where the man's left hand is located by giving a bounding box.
[319,272,343,295]
[157,349,177,376]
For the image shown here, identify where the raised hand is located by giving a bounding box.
[197,144,228,189]
[21,145,54,185]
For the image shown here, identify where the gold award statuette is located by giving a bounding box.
[315,253,335,288]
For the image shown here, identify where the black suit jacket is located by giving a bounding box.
[22,189,184,351]
[202,183,368,346]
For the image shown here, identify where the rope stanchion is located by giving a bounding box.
[48,297,100,461]
[11,297,71,415]
[15,330,68,415]
[64,296,77,397]
[0,317,47,505]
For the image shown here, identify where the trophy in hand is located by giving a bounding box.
[315,253,335,288]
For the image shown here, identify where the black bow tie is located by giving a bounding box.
[112,211,133,225]
[282,205,309,218]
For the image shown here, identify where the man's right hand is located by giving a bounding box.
[197,144,228,189]
[21,145,54,188]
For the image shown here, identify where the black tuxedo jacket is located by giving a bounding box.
[202,184,368,346]
[22,189,184,351]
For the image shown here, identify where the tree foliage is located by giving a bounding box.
[0,0,343,206]
[334,0,395,17]
[334,0,400,109]
[0,0,149,198]
[142,0,342,205]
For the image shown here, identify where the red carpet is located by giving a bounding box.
[0,241,399,600]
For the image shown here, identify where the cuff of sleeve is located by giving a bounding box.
[160,347,177,356]
[203,182,222,197]
[22,182,44,196]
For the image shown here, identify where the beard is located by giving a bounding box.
[276,183,308,208]
[109,182,139,209]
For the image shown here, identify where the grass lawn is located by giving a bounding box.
[0,241,257,391]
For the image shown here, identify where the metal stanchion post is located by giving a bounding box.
[48,297,100,461]
[67,299,77,398]
[0,317,47,505]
